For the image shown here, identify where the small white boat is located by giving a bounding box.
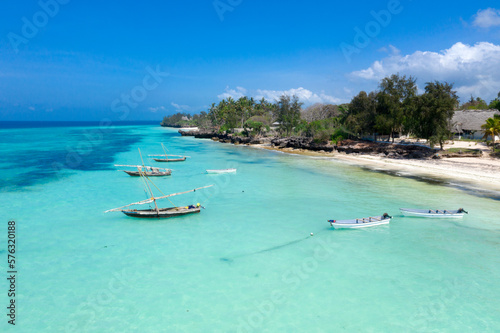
[206,168,237,174]
[400,208,467,218]
[328,214,391,229]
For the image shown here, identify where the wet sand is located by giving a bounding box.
[250,144,500,193]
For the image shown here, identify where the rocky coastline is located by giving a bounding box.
[178,129,439,159]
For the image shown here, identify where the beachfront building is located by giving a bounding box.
[451,109,500,140]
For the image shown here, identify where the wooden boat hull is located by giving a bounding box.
[206,169,237,174]
[122,206,200,218]
[399,208,465,218]
[329,216,391,229]
[124,170,171,177]
[153,157,186,162]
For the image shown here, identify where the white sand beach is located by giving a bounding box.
[252,141,500,193]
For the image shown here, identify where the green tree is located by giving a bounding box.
[242,97,257,127]
[409,81,458,149]
[254,98,276,118]
[345,91,377,137]
[192,111,211,129]
[161,112,190,126]
[244,120,264,136]
[208,102,224,130]
[461,95,488,110]
[481,116,500,152]
[489,92,500,110]
[376,74,418,142]
[274,95,303,136]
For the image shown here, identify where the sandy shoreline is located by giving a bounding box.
[250,143,500,194]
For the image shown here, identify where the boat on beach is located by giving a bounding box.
[399,208,468,218]
[116,165,172,177]
[328,213,392,229]
[206,168,237,174]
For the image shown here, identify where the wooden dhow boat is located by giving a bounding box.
[399,208,468,218]
[328,213,392,229]
[151,156,186,162]
[116,148,172,176]
[105,171,214,218]
[115,165,172,177]
[149,143,188,162]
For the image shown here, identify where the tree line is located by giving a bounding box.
[161,74,500,149]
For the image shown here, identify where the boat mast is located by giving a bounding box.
[138,148,147,171]
[104,185,214,213]
[140,169,160,216]
[161,143,169,160]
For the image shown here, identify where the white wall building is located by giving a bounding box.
[451,109,500,140]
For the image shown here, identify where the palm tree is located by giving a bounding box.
[481,116,500,152]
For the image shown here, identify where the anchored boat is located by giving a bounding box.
[116,165,172,177]
[206,168,237,174]
[152,156,186,162]
[328,213,392,229]
[116,148,172,176]
[149,143,188,162]
[399,208,468,218]
[105,169,213,218]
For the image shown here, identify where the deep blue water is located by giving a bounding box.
[0,121,159,129]
[0,122,159,191]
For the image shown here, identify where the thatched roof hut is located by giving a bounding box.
[451,109,500,133]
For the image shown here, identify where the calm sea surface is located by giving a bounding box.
[0,122,499,332]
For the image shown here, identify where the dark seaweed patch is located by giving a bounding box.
[0,127,141,192]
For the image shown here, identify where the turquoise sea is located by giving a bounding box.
[0,122,499,332]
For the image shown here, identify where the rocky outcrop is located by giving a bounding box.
[178,130,271,145]
[438,150,483,158]
[178,130,437,159]
[270,137,335,152]
[179,129,215,138]
[161,124,197,128]
[336,140,436,159]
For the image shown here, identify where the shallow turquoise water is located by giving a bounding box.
[1,124,499,332]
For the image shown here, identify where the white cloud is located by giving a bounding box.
[350,42,500,101]
[28,106,35,111]
[378,45,400,55]
[473,8,500,28]
[148,106,166,113]
[255,87,342,104]
[217,86,247,100]
[170,102,191,112]
[217,86,341,105]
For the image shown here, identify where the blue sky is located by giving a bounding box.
[1,0,500,120]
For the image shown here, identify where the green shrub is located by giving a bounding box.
[330,127,350,144]
[313,130,331,144]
